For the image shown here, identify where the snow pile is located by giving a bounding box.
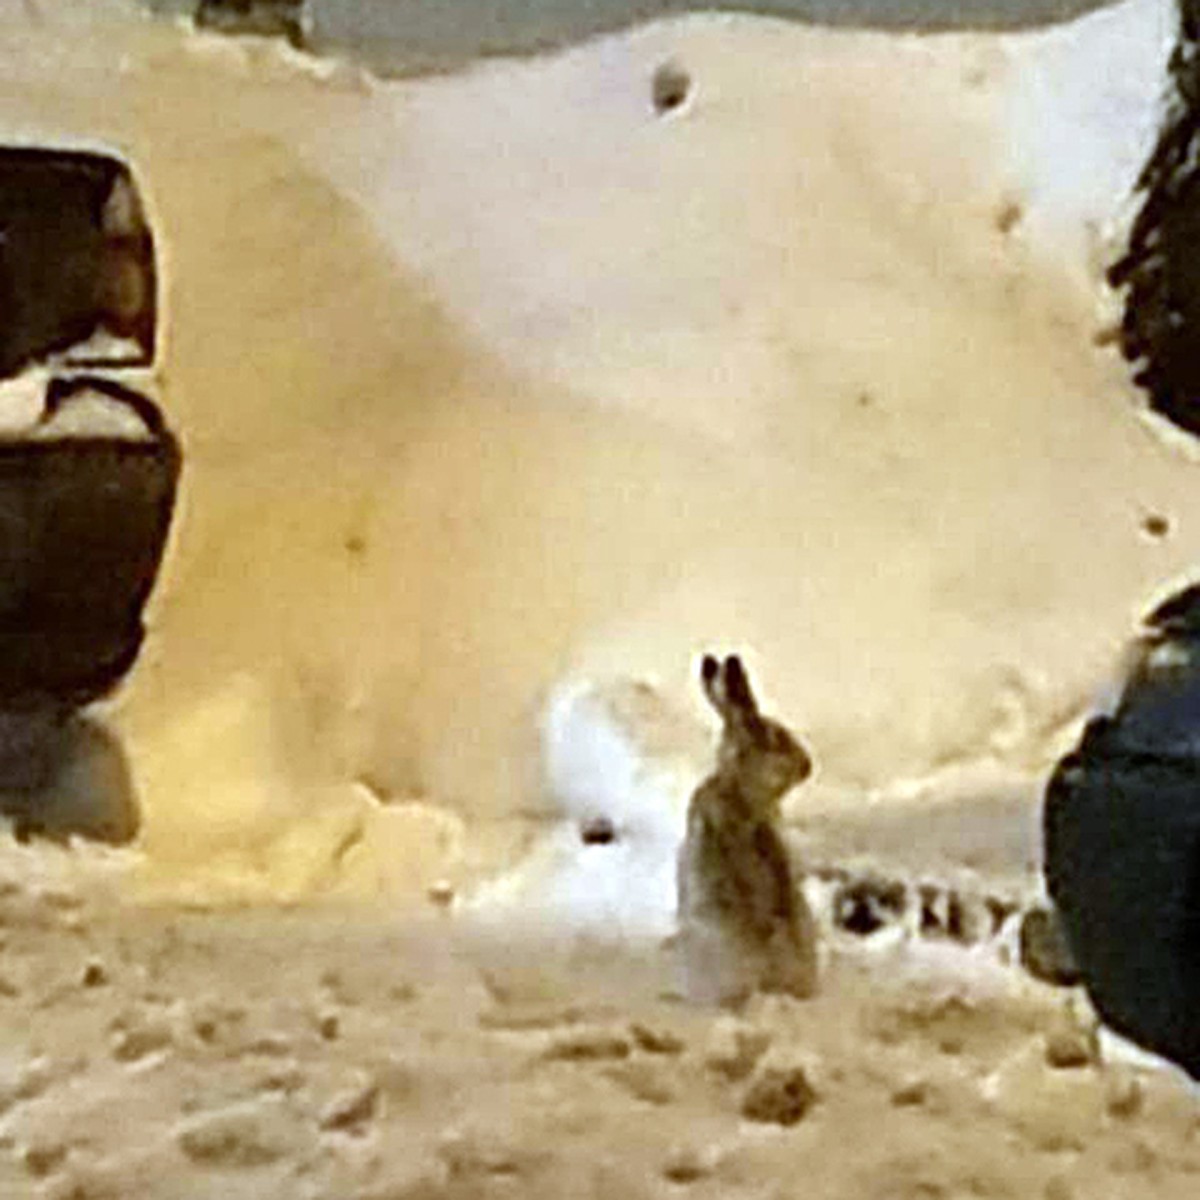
[540,677,707,845]
[1005,0,1175,292]
[0,370,55,436]
[466,678,710,934]
[0,0,1192,909]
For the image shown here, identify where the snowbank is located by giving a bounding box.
[0,0,1191,908]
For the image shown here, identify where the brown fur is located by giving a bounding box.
[676,654,818,1006]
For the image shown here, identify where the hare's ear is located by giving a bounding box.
[722,655,759,718]
[700,653,723,712]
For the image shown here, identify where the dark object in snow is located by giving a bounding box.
[1043,582,1200,1078]
[651,62,692,116]
[1108,0,1200,435]
[0,148,155,378]
[740,1063,818,1126]
[0,147,180,831]
[1043,1015,1099,1070]
[832,873,906,936]
[0,376,179,710]
[580,816,617,845]
[196,0,308,47]
[1018,906,1082,987]
[0,148,178,712]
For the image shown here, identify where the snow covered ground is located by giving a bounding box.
[0,1,1191,1193]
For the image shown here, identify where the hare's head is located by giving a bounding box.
[700,653,812,814]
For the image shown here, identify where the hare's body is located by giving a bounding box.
[676,655,818,1006]
[677,784,818,1004]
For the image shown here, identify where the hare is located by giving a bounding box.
[676,654,818,1006]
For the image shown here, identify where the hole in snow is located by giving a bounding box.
[652,62,691,117]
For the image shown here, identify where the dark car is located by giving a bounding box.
[1043,584,1200,1078]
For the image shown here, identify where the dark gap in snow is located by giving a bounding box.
[195,0,309,47]
[651,62,691,116]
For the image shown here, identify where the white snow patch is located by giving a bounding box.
[466,676,709,934]
[0,369,155,441]
[0,369,52,435]
[1005,0,1175,283]
[539,676,706,841]
[1099,1027,1200,1094]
